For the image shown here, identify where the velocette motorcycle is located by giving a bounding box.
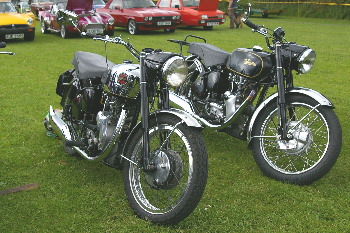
[44,35,208,224]
[169,7,342,185]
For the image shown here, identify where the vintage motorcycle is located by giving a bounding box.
[44,35,208,224]
[169,9,342,185]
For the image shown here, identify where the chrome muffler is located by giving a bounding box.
[45,106,127,161]
[46,106,72,141]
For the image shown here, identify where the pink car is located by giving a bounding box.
[157,0,225,30]
[40,0,115,38]
[97,0,181,35]
[30,0,52,17]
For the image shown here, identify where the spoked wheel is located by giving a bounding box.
[251,94,342,185]
[41,19,49,34]
[127,20,138,35]
[60,25,70,39]
[123,114,208,224]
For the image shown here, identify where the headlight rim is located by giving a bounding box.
[162,56,188,88]
[27,17,34,25]
[297,48,316,74]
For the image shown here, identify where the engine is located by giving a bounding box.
[190,70,255,139]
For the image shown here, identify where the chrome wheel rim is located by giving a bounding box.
[128,124,193,214]
[128,20,136,35]
[259,102,330,174]
[60,25,66,38]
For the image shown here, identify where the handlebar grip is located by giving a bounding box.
[0,42,6,48]
[243,19,261,31]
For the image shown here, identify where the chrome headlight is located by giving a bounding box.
[162,56,188,87]
[217,14,224,18]
[108,18,114,25]
[172,15,180,20]
[144,16,153,21]
[297,49,316,74]
[201,15,208,19]
[27,18,34,25]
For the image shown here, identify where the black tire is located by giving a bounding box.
[24,31,35,41]
[127,19,139,35]
[123,114,208,224]
[251,94,342,185]
[164,28,175,33]
[106,29,115,37]
[203,26,213,30]
[41,19,50,34]
[60,25,70,39]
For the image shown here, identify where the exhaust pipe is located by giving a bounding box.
[47,106,72,141]
[46,106,127,161]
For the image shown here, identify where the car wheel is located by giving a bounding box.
[106,29,115,37]
[24,32,35,41]
[164,28,175,33]
[41,19,50,34]
[128,20,138,35]
[203,26,213,30]
[60,25,70,39]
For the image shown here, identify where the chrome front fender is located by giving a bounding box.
[154,108,203,128]
[247,87,334,142]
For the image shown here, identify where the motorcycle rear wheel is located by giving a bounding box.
[251,94,342,185]
[123,114,208,225]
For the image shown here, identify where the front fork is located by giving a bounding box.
[139,52,153,170]
[275,43,289,140]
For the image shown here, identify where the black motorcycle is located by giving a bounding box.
[170,7,342,185]
[44,35,208,224]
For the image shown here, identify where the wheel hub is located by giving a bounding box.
[145,150,183,190]
[276,121,313,155]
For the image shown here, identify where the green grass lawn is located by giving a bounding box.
[1,16,350,232]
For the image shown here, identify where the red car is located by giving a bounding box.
[156,0,225,30]
[96,0,181,35]
[30,0,52,17]
[40,0,115,38]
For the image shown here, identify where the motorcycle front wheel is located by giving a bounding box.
[123,114,208,225]
[251,94,342,185]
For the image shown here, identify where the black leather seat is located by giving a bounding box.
[187,42,230,67]
[71,51,115,80]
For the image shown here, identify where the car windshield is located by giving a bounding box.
[123,0,156,9]
[0,2,17,13]
[93,0,105,4]
[183,0,199,7]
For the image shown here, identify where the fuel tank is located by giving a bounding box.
[226,48,273,80]
[103,63,140,99]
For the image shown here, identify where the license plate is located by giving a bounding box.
[207,22,219,26]
[5,34,24,39]
[157,21,171,26]
[86,29,104,34]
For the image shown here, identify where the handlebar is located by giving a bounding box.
[82,33,141,60]
[242,18,261,31]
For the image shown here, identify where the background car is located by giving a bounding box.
[93,0,105,9]
[156,0,225,30]
[0,0,35,41]
[97,0,181,35]
[30,0,52,17]
[40,0,115,38]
